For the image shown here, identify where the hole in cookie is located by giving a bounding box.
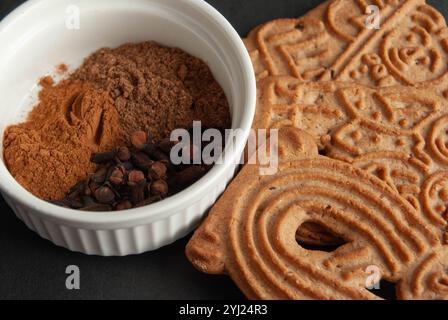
[318,149,327,156]
[296,221,348,253]
[295,23,305,31]
[367,279,397,300]
[297,241,347,253]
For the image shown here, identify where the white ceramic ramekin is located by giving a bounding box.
[0,0,256,256]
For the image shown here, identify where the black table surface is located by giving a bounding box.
[1,0,448,300]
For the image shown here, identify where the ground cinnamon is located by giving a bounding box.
[3,80,123,200]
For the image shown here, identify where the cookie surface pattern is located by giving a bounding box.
[186,128,448,300]
[255,77,448,234]
[244,0,448,87]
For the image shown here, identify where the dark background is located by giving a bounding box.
[1,0,447,300]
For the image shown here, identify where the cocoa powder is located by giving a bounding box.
[72,41,231,142]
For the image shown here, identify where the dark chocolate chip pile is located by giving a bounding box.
[51,131,210,211]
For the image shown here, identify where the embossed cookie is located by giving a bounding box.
[186,127,448,299]
[244,0,448,87]
[254,76,448,244]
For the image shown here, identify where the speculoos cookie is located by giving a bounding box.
[186,127,448,300]
[244,0,448,87]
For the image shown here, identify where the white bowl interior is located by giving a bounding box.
[0,0,255,227]
[0,0,243,130]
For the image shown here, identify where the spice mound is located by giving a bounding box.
[55,132,209,211]
[3,82,122,200]
[3,41,231,202]
[72,42,230,142]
